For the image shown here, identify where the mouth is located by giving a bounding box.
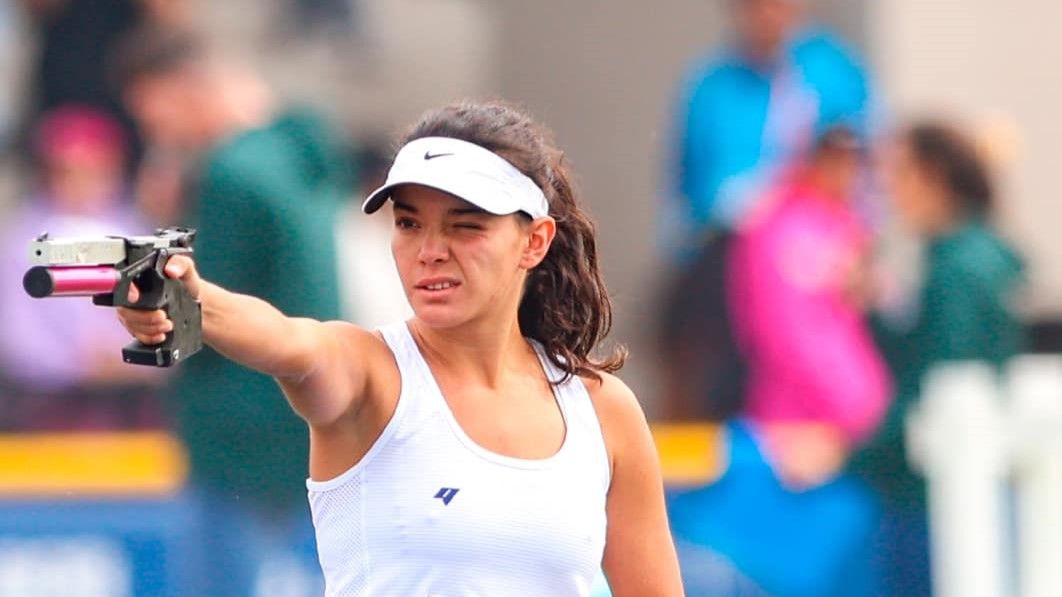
[415,278,461,293]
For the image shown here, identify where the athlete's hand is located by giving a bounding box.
[116,254,201,345]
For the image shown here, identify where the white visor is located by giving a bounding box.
[362,137,550,219]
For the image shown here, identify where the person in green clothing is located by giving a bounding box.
[114,27,351,595]
[852,122,1025,596]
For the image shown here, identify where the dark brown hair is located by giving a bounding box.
[400,100,626,381]
[905,122,994,217]
[812,124,862,157]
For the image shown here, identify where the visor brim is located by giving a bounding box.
[361,180,521,216]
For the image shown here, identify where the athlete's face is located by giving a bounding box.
[389,185,555,330]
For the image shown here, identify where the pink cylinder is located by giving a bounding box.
[43,266,120,297]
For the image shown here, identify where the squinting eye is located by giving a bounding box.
[395,218,417,229]
[454,223,483,230]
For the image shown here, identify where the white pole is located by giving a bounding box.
[1008,355,1062,597]
[906,362,1008,597]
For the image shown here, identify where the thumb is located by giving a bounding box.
[162,254,202,300]
[163,254,194,280]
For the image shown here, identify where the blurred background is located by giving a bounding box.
[0,0,1060,596]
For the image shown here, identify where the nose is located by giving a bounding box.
[417,230,449,264]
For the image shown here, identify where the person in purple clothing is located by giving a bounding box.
[0,104,161,430]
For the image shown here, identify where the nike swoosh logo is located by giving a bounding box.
[424,151,454,160]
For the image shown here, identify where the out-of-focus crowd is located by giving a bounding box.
[657,2,1027,596]
[0,2,403,595]
[0,1,1044,596]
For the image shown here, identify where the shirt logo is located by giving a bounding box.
[424,151,454,160]
[434,487,459,505]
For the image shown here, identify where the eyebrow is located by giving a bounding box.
[392,201,416,213]
[391,200,489,217]
[449,206,489,217]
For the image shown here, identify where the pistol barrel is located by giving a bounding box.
[28,237,126,266]
[23,266,121,298]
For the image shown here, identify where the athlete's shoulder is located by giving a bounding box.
[322,320,391,353]
[307,320,401,429]
[320,320,400,394]
[581,372,650,437]
[581,370,635,405]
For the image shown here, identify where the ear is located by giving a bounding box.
[520,216,556,270]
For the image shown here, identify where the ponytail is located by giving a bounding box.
[518,151,625,381]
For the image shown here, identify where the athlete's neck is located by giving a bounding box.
[408,317,537,391]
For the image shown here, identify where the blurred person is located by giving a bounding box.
[117,100,684,596]
[113,26,351,595]
[19,0,189,167]
[666,0,874,248]
[659,0,875,421]
[0,104,161,430]
[131,144,189,226]
[668,127,889,597]
[728,126,890,485]
[657,223,746,422]
[850,122,1026,597]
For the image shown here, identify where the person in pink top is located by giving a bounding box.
[727,126,891,490]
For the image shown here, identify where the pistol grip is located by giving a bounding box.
[122,336,183,367]
[121,276,203,368]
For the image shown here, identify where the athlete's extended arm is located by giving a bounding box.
[594,374,685,597]
[116,254,385,425]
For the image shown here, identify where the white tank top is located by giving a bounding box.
[306,322,611,596]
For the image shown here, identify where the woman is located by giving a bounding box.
[852,122,1025,596]
[669,127,888,597]
[726,126,890,489]
[118,100,684,596]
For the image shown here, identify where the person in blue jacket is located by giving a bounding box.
[665,0,875,256]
